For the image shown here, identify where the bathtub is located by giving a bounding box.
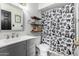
[48,50,74,56]
[48,50,64,56]
[36,43,74,56]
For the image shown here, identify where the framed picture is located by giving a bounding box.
[15,15,21,23]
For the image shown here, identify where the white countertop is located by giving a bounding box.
[0,35,37,48]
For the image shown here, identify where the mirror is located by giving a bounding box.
[1,10,11,30]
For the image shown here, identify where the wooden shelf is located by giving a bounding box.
[31,16,41,20]
[31,30,42,32]
[31,23,42,26]
[31,16,42,33]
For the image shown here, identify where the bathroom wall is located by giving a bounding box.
[41,3,75,55]
[78,4,79,37]
[0,3,41,39]
[20,3,40,35]
[38,3,53,10]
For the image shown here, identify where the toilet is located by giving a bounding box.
[36,44,49,56]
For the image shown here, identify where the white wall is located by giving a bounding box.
[38,3,53,10]
[38,3,69,11]
[21,3,40,35]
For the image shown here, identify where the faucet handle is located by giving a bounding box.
[6,35,9,39]
[12,33,15,38]
[16,34,19,37]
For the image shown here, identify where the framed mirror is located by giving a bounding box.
[15,15,21,23]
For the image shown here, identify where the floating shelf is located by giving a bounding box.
[31,30,42,32]
[31,16,41,20]
[31,23,42,26]
[31,16,42,33]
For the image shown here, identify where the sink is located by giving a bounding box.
[0,35,36,48]
[4,37,20,43]
[0,39,5,44]
[0,37,20,48]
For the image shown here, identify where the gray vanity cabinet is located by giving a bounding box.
[0,38,38,56]
[0,41,27,56]
[8,41,27,56]
[26,37,41,56]
[0,47,9,56]
[26,39,36,56]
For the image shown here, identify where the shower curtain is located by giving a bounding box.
[41,3,75,55]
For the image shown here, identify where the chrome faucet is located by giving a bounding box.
[16,34,19,37]
[12,33,15,38]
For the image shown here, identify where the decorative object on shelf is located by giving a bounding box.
[15,15,21,23]
[31,16,42,32]
[31,26,42,32]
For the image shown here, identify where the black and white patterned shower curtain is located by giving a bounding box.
[41,3,75,55]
